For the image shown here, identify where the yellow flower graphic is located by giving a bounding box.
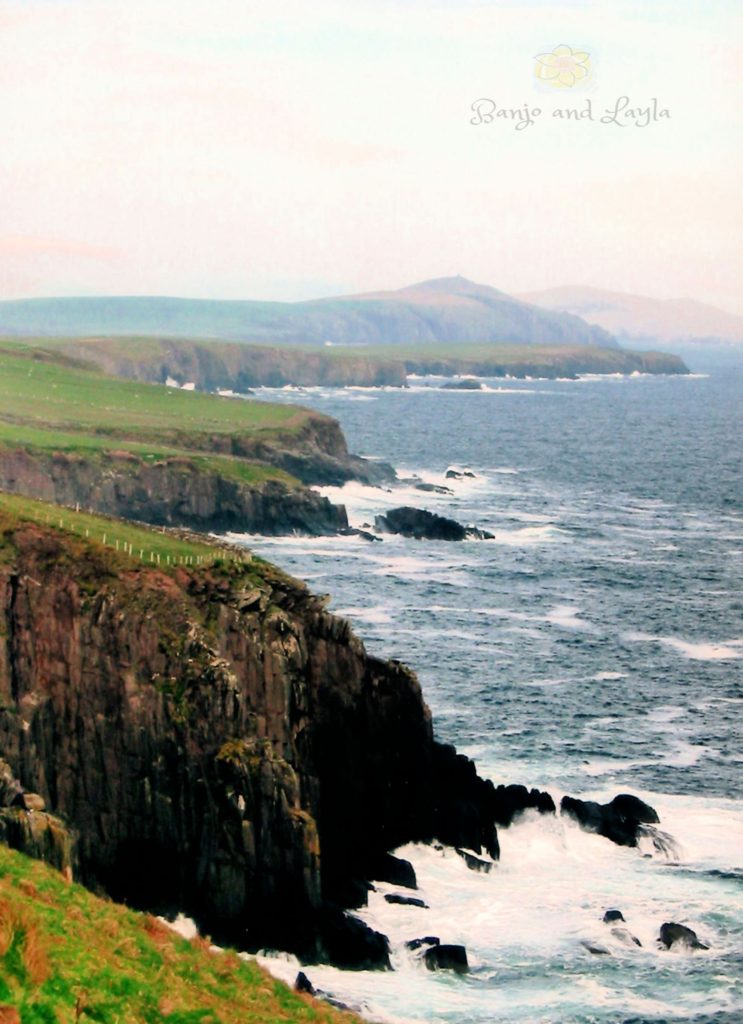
[534,44,591,88]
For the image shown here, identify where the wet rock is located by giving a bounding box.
[455,848,494,873]
[384,893,428,908]
[374,507,493,542]
[316,908,391,970]
[659,923,709,951]
[338,527,381,542]
[406,936,440,951]
[603,909,625,924]
[413,482,454,495]
[445,468,477,479]
[560,793,660,847]
[294,971,315,995]
[424,944,469,973]
[492,784,556,827]
[367,854,417,890]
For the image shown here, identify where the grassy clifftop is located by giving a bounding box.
[0,346,368,534]
[18,336,687,389]
[0,843,359,1024]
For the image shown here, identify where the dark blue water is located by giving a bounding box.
[236,370,742,1024]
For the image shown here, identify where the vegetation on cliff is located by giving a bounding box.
[0,842,359,1024]
[0,346,379,534]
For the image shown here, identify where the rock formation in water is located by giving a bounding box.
[561,793,659,847]
[0,514,511,965]
[374,506,494,541]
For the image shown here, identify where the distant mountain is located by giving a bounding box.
[0,277,616,348]
[520,286,743,346]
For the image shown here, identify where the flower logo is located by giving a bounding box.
[534,44,591,88]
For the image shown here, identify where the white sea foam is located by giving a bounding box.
[626,632,743,660]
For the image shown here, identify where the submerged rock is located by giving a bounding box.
[561,793,659,847]
[374,506,493,541]
[424,944,469,973]
[384,893,428,908]
[659,923,709,951]
[441,380,483,391]
[413,482,454,495]
[455,847,494,873]
[445,468,477,479]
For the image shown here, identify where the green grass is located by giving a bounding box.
[0,421,298,489]
[0,843,359,1024]
[0,492,248,568]
[0,347,302,437]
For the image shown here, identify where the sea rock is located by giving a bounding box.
[659,923,709,951]
[440,380,483,390]
[560,793,660,847]
[367,853,418,890]
[603,909,625,924]
[294,971,315,994]
[374,507,493,541]
[455,847,494,873]
[413,482,454,495]
[492,784,556,826]
[424,944,469,973]
[384,893,428,908]
[338,527,381,542]
[445,468,477,479]
[316,908,391,970]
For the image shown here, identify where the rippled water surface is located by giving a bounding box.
[231,370,743,1023]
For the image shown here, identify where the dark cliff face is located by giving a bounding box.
[0,521,499,957]
[0,448,348,536]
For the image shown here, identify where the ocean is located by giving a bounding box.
[229,368,743,1024]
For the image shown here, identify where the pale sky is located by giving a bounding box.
[1,0,741,312]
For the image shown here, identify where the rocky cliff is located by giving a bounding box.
[0,447,347,535]
[0,514,502,962]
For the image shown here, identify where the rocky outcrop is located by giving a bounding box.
[0,759,75,877]
[659,923,709,951]
[561,793,659,847]
[374,507,494,541]
[0,518,501,962]
[0,448,347,536]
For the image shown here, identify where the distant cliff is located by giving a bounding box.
[51,337,688,391]
[0,513,501,961]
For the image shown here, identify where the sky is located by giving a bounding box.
[0,0,741,312]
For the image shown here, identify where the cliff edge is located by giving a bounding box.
[0,499,500,964]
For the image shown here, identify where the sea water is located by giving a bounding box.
[230,369,743,1024]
